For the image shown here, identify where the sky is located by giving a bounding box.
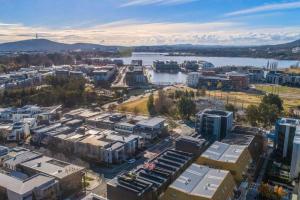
[1,0,300,45]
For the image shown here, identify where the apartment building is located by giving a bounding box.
[196,109,233,142]
[0,173,60,200]
[92,65,117,82]
[19,156,85,198]
[125,65,148,87]
[274,118,300,161]
[153,60,180,73]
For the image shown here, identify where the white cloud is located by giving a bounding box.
[0,20,300,46]
[120,0,197,7]
[225,1,300,16]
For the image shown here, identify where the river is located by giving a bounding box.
[118,52,300,85]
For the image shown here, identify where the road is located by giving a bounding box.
[111,66,128,88]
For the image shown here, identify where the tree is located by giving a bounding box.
[147,93,156,116]
[189,90,195,99]
[177,96,196,120]
[225,103,237,118]
[262,94,283,112]
[155,89,168,114]
[259,103,280,127]
[246,105,260,126]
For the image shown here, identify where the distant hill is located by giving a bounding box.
[134,39,300,60]
[0,38,299,59]
[0,39,120,52]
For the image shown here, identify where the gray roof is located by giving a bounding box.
[0,173,56,195]
[20,156,85,179]
[169,164,230,198]
[222,134,255,146]
[202,141,246,163]
[4,151,42,167]
[137,117,165,127]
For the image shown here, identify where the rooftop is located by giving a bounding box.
[278,118,300,126]
[201,141,246,163]
[20,156,84,179]
[202,109,232,117]
[169,164,231,199]
[137,117,165,127]
[0,173,56,195]
[4,150,42,168]
[222,134,255,146]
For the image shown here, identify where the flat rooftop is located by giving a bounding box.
[201,141,246,163]
[278,118,300,126]
[0,172,56,195]
[202,109,232,117]
[169,164,231,199]
[20,156,84,179]
[137,117,165,127]
[4,151,42,167]
[222,134,255,146]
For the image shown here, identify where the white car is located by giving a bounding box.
[127,159,136,164]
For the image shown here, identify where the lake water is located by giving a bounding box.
[118,52,300,84]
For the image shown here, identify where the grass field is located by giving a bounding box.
[118,95,151,115]
[284,67,300,74]
[117,84,300,115]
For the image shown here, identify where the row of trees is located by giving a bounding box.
[246,94,284,127]
[147,89,196,120]
[0,76,100,108]
[0,53,74,71]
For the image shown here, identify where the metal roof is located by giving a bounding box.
[0,173,56,195]
[202,141,246,163]
[170,164,231,199]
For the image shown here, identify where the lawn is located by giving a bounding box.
[117,84,300,116]
[255,84,300,109]
[118,95,150,115]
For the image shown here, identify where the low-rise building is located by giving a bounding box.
[175,135,208,157]
[181,60,200,72]
[153,60,180,73]
[19,156,85,198]
[107,149,193,200]
[226,71,249,90]
[186,72,201,88]
[93,65,117,83]
[125,66,148,87]
[0,172,60,200]
[3,149,42,171]
[163,164,236,200]
[196,141,252,183]
[136,117,166,140]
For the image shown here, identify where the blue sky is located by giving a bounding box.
[1,0,300,45]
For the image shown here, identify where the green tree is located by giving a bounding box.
[225,103,237,118]
[155,90,168,114]
[262,94,283,112]
[177,96,196,120]
[147,93,156,116]
[259,103,280,127]
[246,105,260,126]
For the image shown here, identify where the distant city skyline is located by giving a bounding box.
[1,0,300,45]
